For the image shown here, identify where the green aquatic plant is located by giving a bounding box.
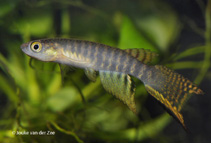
[0,0,210,143]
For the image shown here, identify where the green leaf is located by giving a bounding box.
[61,9,71,35]
[135,12,181,51]
[165,61,203,69]
[93,113,170,141]
[47,87,78,112]
[0,0,16,18]
[0,74,18,103]
[11,11,53,37]
[172,46,205,61]
[50,121,84,143]
[118,16,156,51]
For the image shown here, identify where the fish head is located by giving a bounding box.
[21,39,60,62]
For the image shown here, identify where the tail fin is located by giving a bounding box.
[143,65,204,129]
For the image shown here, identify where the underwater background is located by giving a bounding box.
[0,0,210,142]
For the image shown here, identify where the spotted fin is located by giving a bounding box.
[85,68,97,82]
[143,65,204,129]
[145,85,186,129]
[124,48,158,64]
[99,71,136,113]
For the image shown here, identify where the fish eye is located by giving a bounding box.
[30,42,42,52]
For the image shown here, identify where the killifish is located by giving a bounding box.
[20,38,204,129]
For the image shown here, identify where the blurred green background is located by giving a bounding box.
[0,0,210,142]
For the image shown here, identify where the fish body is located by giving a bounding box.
[21,38,204,129]
[22,39,146,79]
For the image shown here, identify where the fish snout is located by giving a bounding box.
[20,43,29,50]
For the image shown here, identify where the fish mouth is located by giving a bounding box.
[20,43,28,50]
[20,42,32,55]
[20,43,37,59]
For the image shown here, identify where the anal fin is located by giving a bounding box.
[99,71,137,113]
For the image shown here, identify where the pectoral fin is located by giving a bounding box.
[85,68,97,82]
[59,64,75,84]
[99,71,137,113]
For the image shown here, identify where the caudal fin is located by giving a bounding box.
[143,65,204,129]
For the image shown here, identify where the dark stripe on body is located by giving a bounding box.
[92,43,99,65]
[70,41,76,53]
[76,40,82,56]
[81,41,90,58]
[135,64,147,81]
[86,42,93,62]
[66,40,73,53]
[74,41,78,58]
[108,49,120,72]
[116,51,126,72]
[95,45,105,68]
[79,41,86,59]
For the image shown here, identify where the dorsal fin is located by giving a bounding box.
[99,70,137,113]
[124,49,158,64]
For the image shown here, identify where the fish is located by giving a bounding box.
[20,38,204,129]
